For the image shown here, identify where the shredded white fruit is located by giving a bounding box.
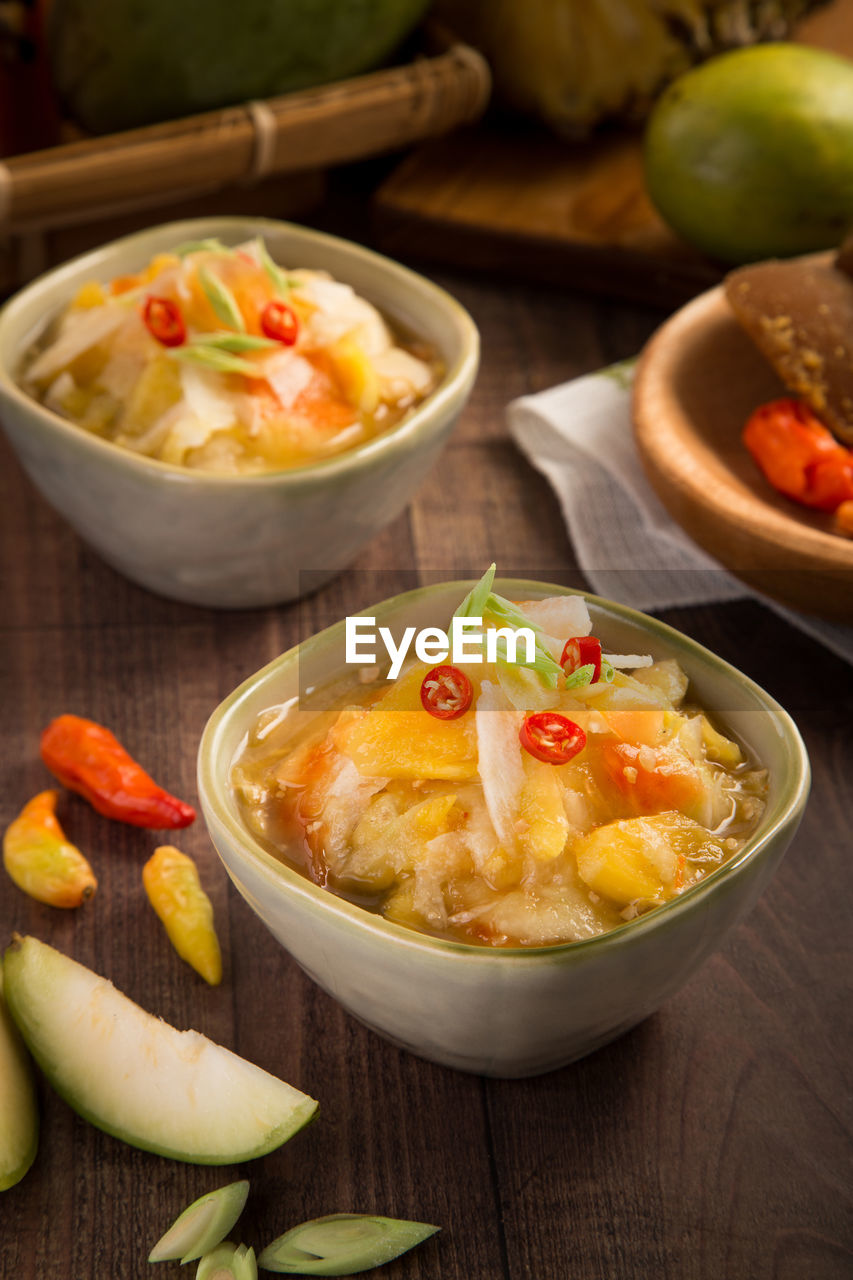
[603,652,654,668]
[515,596,592,639]
[27,305,125,383]
[475,680,525,853]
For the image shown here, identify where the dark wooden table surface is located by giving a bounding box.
[1,175,851,1280]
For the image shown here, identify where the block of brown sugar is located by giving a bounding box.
[724,255,853,446]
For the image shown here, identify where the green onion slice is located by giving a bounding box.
[257,1214,439,1275]
[451,566,564,688]
[562,663,596,690]
[256,238,296,297]
[454,563,496,620]
[188,332,279,353]
[170,345,263,378]
[197,1242,257,1280]
[148,1180,249,1264]
[198,265,246,332]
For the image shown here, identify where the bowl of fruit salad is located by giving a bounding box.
[0,217,478,607]
[198,571,809,1076]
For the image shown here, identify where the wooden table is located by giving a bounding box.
[1,192,851,1280]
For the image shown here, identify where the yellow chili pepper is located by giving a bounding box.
[143,846,222,986]
[3,790,97,908]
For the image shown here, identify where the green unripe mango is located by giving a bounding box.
[643,44,853,265]
[49,0,431,134]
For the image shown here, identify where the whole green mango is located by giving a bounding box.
[643,44,853,265]
[50,0,431,134]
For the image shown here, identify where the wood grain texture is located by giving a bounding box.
[0,208,851,1280]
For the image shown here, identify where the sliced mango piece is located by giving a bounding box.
[518,757,569,862]
[124,356,183,434]
[348,793,459,886]
[600,740,707,818]
[700,716,743,767]
[72,281,106,310]
[142,253,180,284]
[575,817,672,904]
[575,811,722,906]
[571,708,665,747]
[631,659,689,705]
[332,701,477,781]
[327,335,380,414]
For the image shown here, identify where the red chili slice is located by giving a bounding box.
[519,711,586,764]
[261,299,299,346]
[560,635,602,683]
[420,665,473,720]
[143,296,186,347]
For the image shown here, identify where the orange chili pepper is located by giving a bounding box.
[40,715,195,830]
[743,398,853,512]
[3,790,97,908]
[143,846,222,985]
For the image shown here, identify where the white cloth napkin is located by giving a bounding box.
[507,362,853,667]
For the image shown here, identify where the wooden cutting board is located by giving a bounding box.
[374,2,853,306]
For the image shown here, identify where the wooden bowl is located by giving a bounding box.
[632,280,853,622]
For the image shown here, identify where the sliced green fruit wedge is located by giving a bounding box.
[0,965,39,1191]
[197,1242,257,1280]
[257,1215,439,1275]
[149,1180,250,1263]
[2,936,317,1165]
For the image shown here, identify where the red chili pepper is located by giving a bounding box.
[260,300,299,346]
[560,636,602,683]
[519,711,586,764]
[420,666,473,720]
[143,296,186,347]
[743,398,853,512]
[40,715,195,829]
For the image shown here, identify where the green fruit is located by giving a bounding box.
[0,965,39,1191]
[2,936,317,1165]
[49,0,431,133]
[644,44,853,265]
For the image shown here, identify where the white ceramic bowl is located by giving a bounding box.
[198,579,810,1077]
[0,218,478,608]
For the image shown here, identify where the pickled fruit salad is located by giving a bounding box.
[234,571,768,948]
[21,237,439,473]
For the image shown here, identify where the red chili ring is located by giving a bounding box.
[261,299,299,346]
[560,635,602,683]
[142,296,186,348]
[420,665,473,720]
[519,711,586,764]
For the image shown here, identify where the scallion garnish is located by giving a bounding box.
[187,332,279,353]
[198,265,246,332]
[256,237,298,297]
[257,1214,439,1275]
[454,563,496,619]
[196,1242,257,1280]
[451,566,564,688]
[148,1180,249,1264]
[563,663,596,690]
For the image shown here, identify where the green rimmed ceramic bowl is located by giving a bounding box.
[0,218,478,608]
[198,578,810,1076]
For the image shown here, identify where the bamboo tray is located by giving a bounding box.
[0,29,490,293]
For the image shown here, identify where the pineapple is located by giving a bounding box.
[436,0,823,136]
